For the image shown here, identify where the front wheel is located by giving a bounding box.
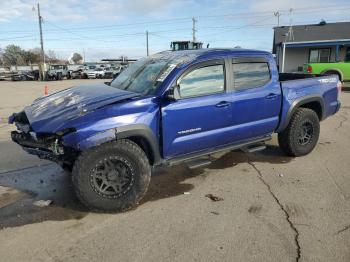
[72,139,151,212]
[278,108,320,157]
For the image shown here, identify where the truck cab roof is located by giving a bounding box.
[156,48,272,69]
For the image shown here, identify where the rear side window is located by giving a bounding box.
[178,64,224,98]
[233,62,270,90]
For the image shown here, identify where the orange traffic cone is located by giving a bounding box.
[44,85,48,96]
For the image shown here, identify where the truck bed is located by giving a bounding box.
[276,73,341,132]
[279,73,321,82]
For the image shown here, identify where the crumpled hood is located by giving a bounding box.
[23,83,139,132]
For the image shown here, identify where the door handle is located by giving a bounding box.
[265,93,278,99]
[215,101,230,108]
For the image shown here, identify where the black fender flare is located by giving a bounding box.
[115,124,162,165]
[278,95,325,132]
[77,124,162,165]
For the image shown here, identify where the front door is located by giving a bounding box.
[161,60,232,158]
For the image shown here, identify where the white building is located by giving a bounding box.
[273,21,350,72]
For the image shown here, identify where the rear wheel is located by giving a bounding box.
[278,108,320,156]
[72,139,151,212]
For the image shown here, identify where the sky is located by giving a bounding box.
[1,0,350,62]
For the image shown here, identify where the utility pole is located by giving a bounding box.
[274,11,281,27]
[146,30,149,56]
[36,3,45,80]
[192,17,197,42]
[287,8,294,42]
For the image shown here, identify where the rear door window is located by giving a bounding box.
[232,62,270,90]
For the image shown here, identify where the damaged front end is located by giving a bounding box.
[9,111,77,167]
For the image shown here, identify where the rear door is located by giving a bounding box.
[161,59,233,158]
[224,56,282,142]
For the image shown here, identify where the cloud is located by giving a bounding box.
[0,0,192,23]
[249,0,321,12]
[0,0,124,23]
[125,0,193,17]
[0,0,33,22]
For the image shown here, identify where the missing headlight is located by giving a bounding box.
[56,128,76,137]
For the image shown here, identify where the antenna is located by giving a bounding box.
[273,11,281,27]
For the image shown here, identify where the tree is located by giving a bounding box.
[47,49,60,63]
[2,45,25,66]
[71,53,83,64]
[0,45,67,66]
[22,50,41,64]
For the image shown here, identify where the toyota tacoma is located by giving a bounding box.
[9,49,342,212]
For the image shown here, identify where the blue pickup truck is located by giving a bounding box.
[9,48,341,212]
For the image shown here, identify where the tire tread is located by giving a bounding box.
[72,139,151,212]
[278,108,320,157]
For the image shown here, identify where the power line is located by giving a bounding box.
[2,16,349,43]
[2,4,350,35]
[0,35,36,41]
[44,21,94,40]
[200,15,275,39]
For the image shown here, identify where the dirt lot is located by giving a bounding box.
[0,80,349,262]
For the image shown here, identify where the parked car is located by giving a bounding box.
[109,66,122,78]
[0,70,14,81]
[70,69,83,79]
[304,48,350,81]
[9,48,341,212]
[87,68,106,79]
[11,70,39,81]
[46,64,69,80]
[81,65,97,79]
[101,67,114,79]
[67,65,84,79]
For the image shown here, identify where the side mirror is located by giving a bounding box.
[104,81,111,86]
[165,87,178,101]
[165,88,175,101]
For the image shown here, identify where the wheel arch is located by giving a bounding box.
[278,95,324,132]
[76,124,162,166]
[116,125,162,165]
[321,68,343,81]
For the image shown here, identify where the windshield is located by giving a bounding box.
[110,57,171,95]
[50,65,63,69]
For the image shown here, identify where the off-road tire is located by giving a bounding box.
[278,108,320,157]
[72,139,151,212]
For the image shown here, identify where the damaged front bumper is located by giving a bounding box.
[10,111,76,165]
[11,131,65,161]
